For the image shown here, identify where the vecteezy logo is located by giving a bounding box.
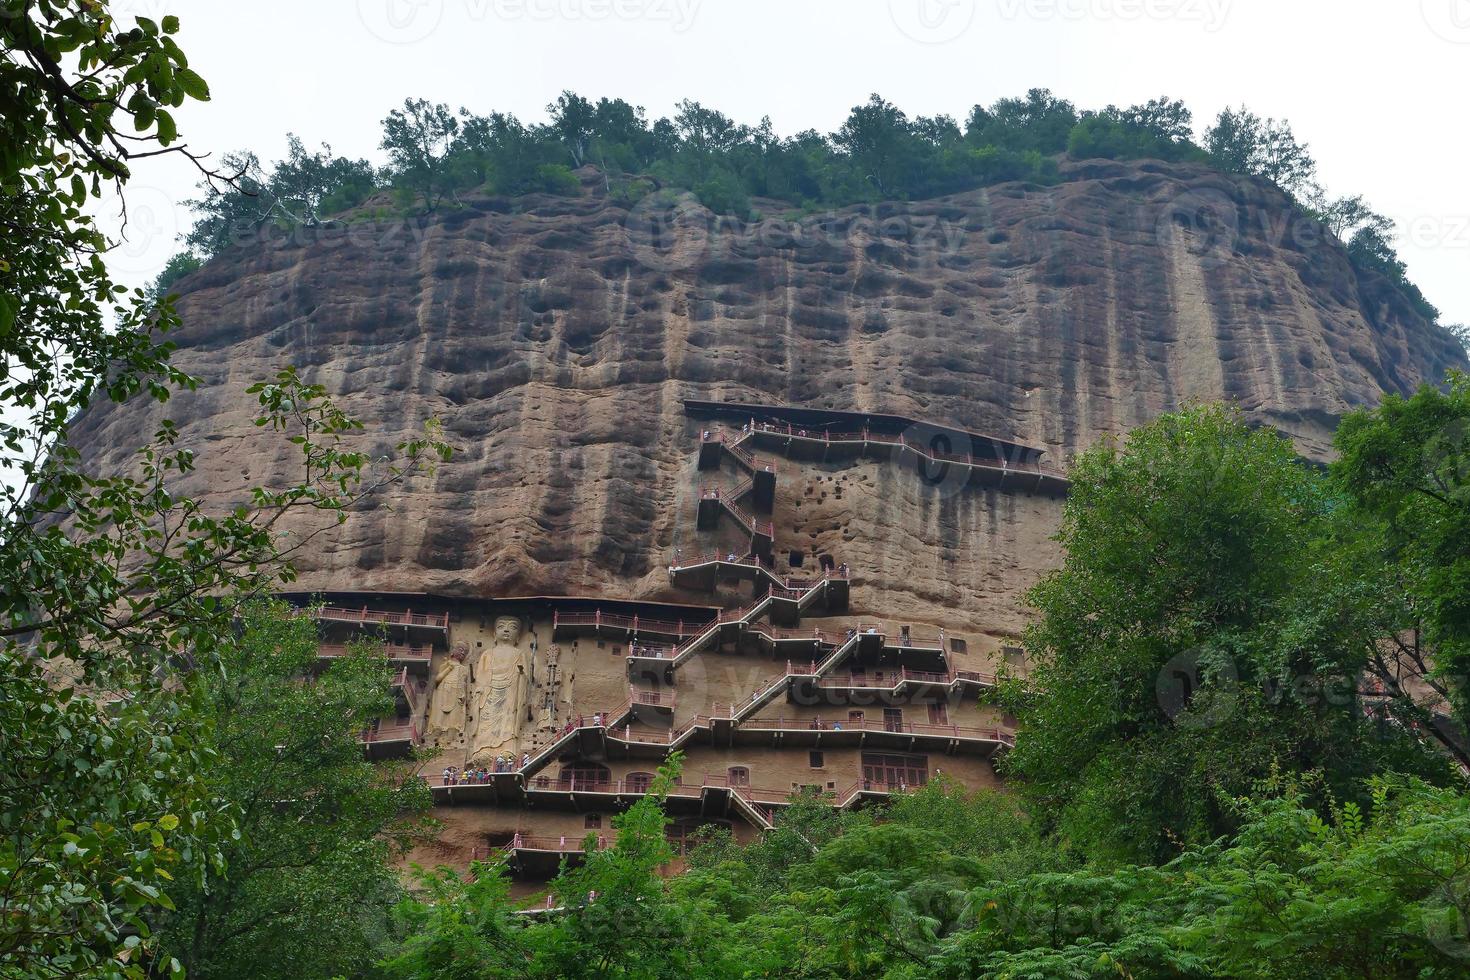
[108,184,182,277]
[357,0,444,44]
[623,189,712,273]
[1422,417,1470,491]
[896,421,974,501]
[1153,186,1241,272]
[1425,876,1470,959]
[888,0,976,43]
[1423,0,1470,43]
[1156,647,1239,730]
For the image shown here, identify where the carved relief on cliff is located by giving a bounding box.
[427,644,470,748]
[469,616,532,762]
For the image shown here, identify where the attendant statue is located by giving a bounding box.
[427,645,469,745]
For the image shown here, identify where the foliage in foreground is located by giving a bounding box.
[1005,404,1456,862]
[152,604,433,979]
[2,4,448,975]
[1334,371,1470,765]
[382,775,1470,979]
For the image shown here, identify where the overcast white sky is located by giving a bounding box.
[103,0,1470,325]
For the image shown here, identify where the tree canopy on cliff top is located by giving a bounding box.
[173,88,1451,329]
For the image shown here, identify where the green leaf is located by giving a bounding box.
[176,67,210,102]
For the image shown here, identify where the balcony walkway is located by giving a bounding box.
[362,718,419,759]
[729,420,1069,496]
[318,641,433,672]
[437,768,936,838]
[313,605,450,633]
[684,400,1069,497]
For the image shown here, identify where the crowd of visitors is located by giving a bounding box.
[441,752,532,785]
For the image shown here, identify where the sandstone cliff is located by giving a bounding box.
[69,159,1467,640]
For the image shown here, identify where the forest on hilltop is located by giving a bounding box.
[161,89,1457,340]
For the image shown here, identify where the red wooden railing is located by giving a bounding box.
[630,688,675,708]
[362,719,419,744]
[743,622,840,643]
[699,483,774,538]
[627,643,678,661]
[702,428,778,476]
[552,609,713,638]
[508,832,609,854]
[738,714,1013,745]
[318,642,432,662]
[668,550,764,571]
[391,667,428,714]
[744,420,1067,481]
[665,552,848,591]
[315,606,449,629]
[814,666,997,689]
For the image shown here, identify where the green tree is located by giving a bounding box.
[1346,218,1440,320]
[1004,406,1438,862]
[966,88,1078,154]
[156,603,432,979]
[548,90,596,168]
[0,653,224,980]
[1067,97,1201,162]
[670,99,745,185]
[269,134,375,225]
[183,149,276,255]
[143,251,204,309]
[380,98,462,211]
[834,94,914,198]
[381,860,532,979]
[1449,323,1469,355]
[1334,373,1470,770]
[1204,105,1316,196]
[385,756,736,979]
[1,5,449,974]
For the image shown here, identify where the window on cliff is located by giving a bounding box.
[809,750,824,768]
[584,814,601,829]
[863,753,930,788]
[949,637,968,654]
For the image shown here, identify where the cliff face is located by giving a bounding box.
[70,159,1466,640]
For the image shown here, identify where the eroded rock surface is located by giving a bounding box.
[69,161,1467,640]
